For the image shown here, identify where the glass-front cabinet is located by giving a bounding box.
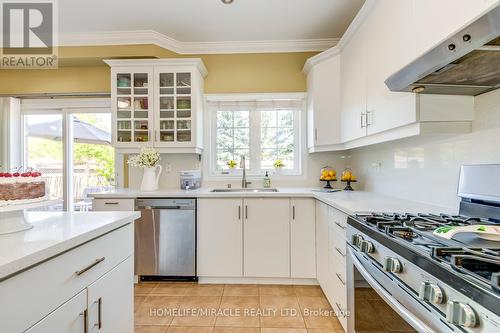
[156,71,193,145]
[106,59,207,153]
[113,69,153,147]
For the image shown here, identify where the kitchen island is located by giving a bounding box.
[0,211,140,333]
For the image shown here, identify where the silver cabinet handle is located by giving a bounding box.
[366,110,373,126]
[245,205,248,219]
[335,247,346,257]
[81,309,88,333]
[238,205,241,220]
[104,202,119,205]
[75,257,105,276]
[334,222,346,230]
[314,128,318,141]
[336,273,346,286]
[96,297,102,329]
[292,206,296,220]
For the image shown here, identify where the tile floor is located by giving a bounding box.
[135,282,344,333]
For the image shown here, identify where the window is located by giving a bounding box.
[22,99,114,211]
[208,95,304,176]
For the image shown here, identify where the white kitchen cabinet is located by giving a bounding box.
[364,0,418,136]
[1,224,134,333]
[92,198,135,211]
[197,197,316,280]
[315,201,330,287]
[197,198,243,277]
[290,198,316,278]
[335,0,475,147]
[25,291,87,333]
[88,257,134,333]
[316,201,348,331]
[305,53,343,152]
[414,0,499,56]
[244,198,290,278]
[339,17,369,143]
[105,59,207,154]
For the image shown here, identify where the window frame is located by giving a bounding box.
[20,98,112,211]
[205,93,306,179]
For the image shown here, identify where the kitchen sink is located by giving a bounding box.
[211,188,279,193]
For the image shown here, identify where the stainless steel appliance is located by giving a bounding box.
[135,198,196,280]
[180,170,201,190]
[346,164,500,333]
[385,5,500,96]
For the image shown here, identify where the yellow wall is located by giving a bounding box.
[0,45,316,94]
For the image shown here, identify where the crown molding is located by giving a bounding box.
[59,30,339,54]
[303,0,377,74]
[103,58,208,77]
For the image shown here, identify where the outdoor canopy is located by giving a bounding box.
[27,117,111,145]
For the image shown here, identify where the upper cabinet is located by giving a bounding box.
[304,0,483,151]
[305,52,343,152]
[105,59,208,154]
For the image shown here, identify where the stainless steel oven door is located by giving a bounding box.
[346,246,454,333]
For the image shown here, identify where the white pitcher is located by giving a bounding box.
[140,165,162,191]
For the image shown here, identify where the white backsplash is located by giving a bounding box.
[127,151,348,190]
[347,89,500,211]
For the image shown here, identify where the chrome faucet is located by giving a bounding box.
[240,155,251,188]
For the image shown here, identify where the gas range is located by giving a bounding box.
[346,165,500,333]
[354,212,500,293]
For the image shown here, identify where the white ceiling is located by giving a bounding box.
[59,0,365,43]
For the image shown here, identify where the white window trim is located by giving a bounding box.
[203,93,307,180]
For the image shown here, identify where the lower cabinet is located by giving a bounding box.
[316,200,348,330]
[88,257,134,333]
[1,224,134,333]
[197,198,316,279]
[244,198,290,277]
[197,198,243,277]
[25,257,133,333]
[25,291,88,333]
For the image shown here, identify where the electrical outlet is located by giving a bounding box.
[165,163,173,173]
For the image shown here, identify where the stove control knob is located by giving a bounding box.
[383,257,402,273]
[419,281,445,304]
[446,301,478,328]
[351,234,364,247]
[359,240,374,253]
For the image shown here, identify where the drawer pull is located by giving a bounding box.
[335,247,346,257]
[104,202,119,205]
[97,297,103,329]
[335,222,346,230]
[76,257,105,276]
[81,309,89,333]
[336,273,346,286]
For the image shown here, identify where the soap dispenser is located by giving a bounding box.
[263,171,271,188]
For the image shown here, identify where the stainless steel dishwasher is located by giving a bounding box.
[135,198,196,280]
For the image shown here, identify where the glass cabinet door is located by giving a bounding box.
[116,72,151,144]
[157,72,192,144]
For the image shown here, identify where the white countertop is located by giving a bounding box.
[90,188,454,216]
[0,211,140,281]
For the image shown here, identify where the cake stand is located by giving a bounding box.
[0,199,60,235]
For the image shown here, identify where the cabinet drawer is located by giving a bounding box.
[330,207,347,238]
[331,270,348,331]
[329,223,347,256]
[92,198,135,211]
[0,224,133,333]
[328,249,346,293]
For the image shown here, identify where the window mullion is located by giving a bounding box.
[249,108,261,174]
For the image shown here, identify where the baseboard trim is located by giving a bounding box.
[198,277,318,285]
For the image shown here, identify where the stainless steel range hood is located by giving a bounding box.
[385,5,500,96]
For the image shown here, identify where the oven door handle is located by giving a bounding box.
[350,249,434,333]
